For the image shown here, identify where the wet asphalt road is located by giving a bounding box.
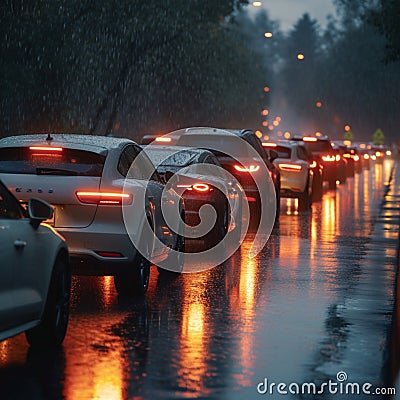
[0,158,399,400]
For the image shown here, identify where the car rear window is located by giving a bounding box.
[0,147,106,176]
[177,134,252,158]
[145,149,198,168]
[303,140,332,153]
[276,146,291,158]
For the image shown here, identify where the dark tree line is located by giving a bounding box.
[1,0,271,139]
[1,0,399,143]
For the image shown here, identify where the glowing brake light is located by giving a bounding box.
[375,151,382,157]
[76,191,132,205]
[353,155,360,162]
[176,183,211,192]
[343,153,351,158]
[321,155,336,162]
[278,163,302,172]
[234,165,260,173]
[335,154,341,161]
[155,137,172,143]
[262,142,277,147]
[386,150,392,156]
[309,161,317,168]
[303,137,318,142]
[29,146,63,152]
[192,183,210,192]
[363,154,370,160]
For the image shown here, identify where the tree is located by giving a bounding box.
[1,0,256,138]
[275,14,322,133]
[372,128,385,145]
[371,0,400,62]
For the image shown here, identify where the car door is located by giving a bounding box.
[0,197,19,331]
[0,183,44,330]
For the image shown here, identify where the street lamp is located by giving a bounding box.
[297,53,305,60]
[264,32,273,38]
[252,1,262,6]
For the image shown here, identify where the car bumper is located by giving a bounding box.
[57,225,139,275]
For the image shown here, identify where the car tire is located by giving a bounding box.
[298,178,312,211]
[114,216,153,297]
[25,255,71,347]
[208,202,228,247]
[114,250,150,297]
[312,174,323,202]
[158,211,185,276]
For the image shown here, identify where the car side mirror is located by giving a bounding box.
[269,150,278,162]
[28,198,54,229]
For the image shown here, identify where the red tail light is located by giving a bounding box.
[262,142,277,148]
[76,191,132,205]
[335,154,341,161]
[177,183,212,193]
[29,146,63,152]
[321,155,336,162]
[192,183,210,192]
[309,161,317,168]
[363,154,370,160]
[234,164,260,173]
[155,137,171,143]
[95,251,124,258]
[303,137,318,142]
[353,155,360,162]
[278,163,302,172]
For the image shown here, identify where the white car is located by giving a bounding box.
[0,134,183,296]
[262,141,313,210]
[0,180,70,346]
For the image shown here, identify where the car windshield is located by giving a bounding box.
[0,147,106,176]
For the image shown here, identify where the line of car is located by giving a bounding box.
[0,129,391,346]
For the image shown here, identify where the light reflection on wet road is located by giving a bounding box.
[0,159,398,400]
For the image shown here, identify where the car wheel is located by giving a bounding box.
[208,202,228,247]
[298,178,312,211]
[114,250,150,297]
[25,256,71,347]
[114,217,153,297]
[158,211,185,276]
[312,174,323,202]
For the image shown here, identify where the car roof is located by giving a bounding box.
[143,145,214,156]
[0,134,136,152]
[182,127,252,137]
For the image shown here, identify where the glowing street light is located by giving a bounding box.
[297,53,305,60]
[316,101,323,108]
[344,124,351,132]
[264,32,273,38]
[252,1,262,6]
[261,109,269,116]
[263,86,270,93]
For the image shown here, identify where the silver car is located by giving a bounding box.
[0,180,70,346]
[0,134,183,296]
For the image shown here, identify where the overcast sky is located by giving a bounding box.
[249,0,337,31]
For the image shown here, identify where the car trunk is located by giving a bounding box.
[0,146,106,228]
